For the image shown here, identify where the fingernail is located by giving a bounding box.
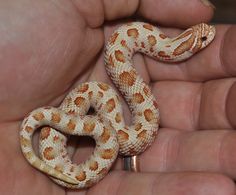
[200,0,216,9]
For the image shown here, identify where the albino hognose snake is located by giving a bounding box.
[19,22,216,189]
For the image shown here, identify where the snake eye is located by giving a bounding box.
[201,36,207,42]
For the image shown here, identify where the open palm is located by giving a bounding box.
[1,0,236,194]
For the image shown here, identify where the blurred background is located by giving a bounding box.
[211,0,236,23]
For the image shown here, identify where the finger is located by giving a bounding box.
[151,78,236,131]
[141,129,236,180]
[138,0,214,27]
[147,25,236,82]
[85,171,235,195]
[72,0,214,27]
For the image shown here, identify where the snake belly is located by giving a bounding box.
[20,22,216,189]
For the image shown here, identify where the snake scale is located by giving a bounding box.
[19,22,216,189]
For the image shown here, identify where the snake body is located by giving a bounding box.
[20,22,215,189]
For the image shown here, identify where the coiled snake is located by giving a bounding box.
[19,22,216,189]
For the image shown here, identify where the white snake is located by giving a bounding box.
[19,22,216,189]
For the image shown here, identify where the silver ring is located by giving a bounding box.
[123,156,140,172]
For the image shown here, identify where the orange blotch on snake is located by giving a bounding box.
[67,110,76,115]
[119,70,137,86]
[67,119,76,132]
[118,130,129,141]
[51,112,61,123]
[135,123,142,131]
[89,161,99,171]
[121,40,132,52]
[25,126,33,133]
[115,112,122,123]
[88,91,93,99]
[108,55,115,67]
[100,149,115,159]
[43,147,55,160]
[53,135,60,142]
[109,32,119,45]
[74,96,86,107]
[141,42,145,48]
[148,35,157,46]
[105,98,116,113]
[121,40,126,47]
[76,171,87,181]
[98,83,109,91]
[159,34,167,39]
[100,127,111,143]
[83,122,95,133]
[173,41,191,56]
[137,130,147,139]
[127,28,139,38]
[77,84,89,93]
[55,164,64,173]
[115,50,125,63]
[40,127,51,140]
[143,24,153,31]
[98,91,104,98]
[33,112,45,121]
[144,109,155,122]
[133,93,145,104]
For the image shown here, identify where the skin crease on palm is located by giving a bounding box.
[0,0,236,194]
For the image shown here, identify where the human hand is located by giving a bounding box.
[1,0,235,194]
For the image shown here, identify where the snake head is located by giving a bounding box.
[190,23,216,53]
[168,23,215,61]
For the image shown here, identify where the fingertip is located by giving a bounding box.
[200,0,216,10]
[138,0,215,28]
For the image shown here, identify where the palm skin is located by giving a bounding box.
[0,0,236,194]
